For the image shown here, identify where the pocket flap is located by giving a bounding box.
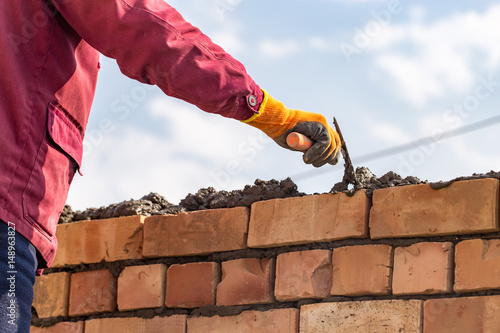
[47,103,83,173]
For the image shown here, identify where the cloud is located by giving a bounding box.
[439,133,500,177]
[147,96,262,162]
[308,36,335,51]
[375,54,447,105]
[363,116,412,145]
[210,29,246,55]
[67,96,275,210]
[328,0,386,2]
[258,39,301,58]
[67,124,212,210]
[417,113,455,136]
[162,0,248,57]
[369,4,500,106]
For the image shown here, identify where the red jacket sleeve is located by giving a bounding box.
[51,0,261,120]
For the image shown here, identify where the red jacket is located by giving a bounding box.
[0,0,262,274]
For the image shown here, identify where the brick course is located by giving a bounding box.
[143,207,248,257]
[393,242,454,295]
[331,244,393,296]
[117,264,166,311]
[32,272,70,318]
[424,295,500,333]
[275,249,331,301]
[69,269,117,316]
[187,308,298,333]
[84,315,187,333]
[247,192,369,248]
[370,179,499,238]
[30,322,84,333]
[300,300,423,333]
[165,262,219,308]
[455,238,500,292]
[217,258,274,306]
[53,216,145,267]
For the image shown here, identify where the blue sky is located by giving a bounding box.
[67,0,500,210]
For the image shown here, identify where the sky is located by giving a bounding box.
[66,0,500,211]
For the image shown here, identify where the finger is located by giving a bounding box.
[304,131,338,167]
[323,153,339,166]
[303,141,331,167]
[290,121,338,166]
[301,127,330,163]
[311,157,329,168]
[328,150,341,165]
[311,142,335,167]
[310,137,341,167]
[324,141,342,166]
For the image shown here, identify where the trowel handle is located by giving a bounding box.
[286,132,313,151]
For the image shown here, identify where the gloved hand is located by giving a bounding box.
[243,90,341,167]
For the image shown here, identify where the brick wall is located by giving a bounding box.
[31,178,500,332]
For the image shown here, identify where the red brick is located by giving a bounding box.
[331,244,392,296]
[370,179,499,238]
[166,262,218,308]
[69,269,117,316]
[275,250,331,301]
[187,308,298,333]
[53,216,145,267]
[117,264,166,311]
[216,258,274,306]
[300,300,422,333]
[32,272,70,318]
[30,322,84,333]
[424,295,500,333]
[393,242,453,295]
[455,238,500,292]
[143,207,248,257]
[85,315,186,333]
[247,192,369,248]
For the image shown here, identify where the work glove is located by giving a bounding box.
[243,90,341,167]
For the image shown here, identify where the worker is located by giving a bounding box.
[0,0,341,331]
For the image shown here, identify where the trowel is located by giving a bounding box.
[286,117,356,186]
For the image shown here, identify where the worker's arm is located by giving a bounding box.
[51,0,260,120]
[51,0,340,166]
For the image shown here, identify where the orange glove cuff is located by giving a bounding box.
[243,89,328,140]
[242,89,341,167]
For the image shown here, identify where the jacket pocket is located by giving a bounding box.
[22,103,83,238]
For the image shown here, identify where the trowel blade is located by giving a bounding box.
[333,117,356,186]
